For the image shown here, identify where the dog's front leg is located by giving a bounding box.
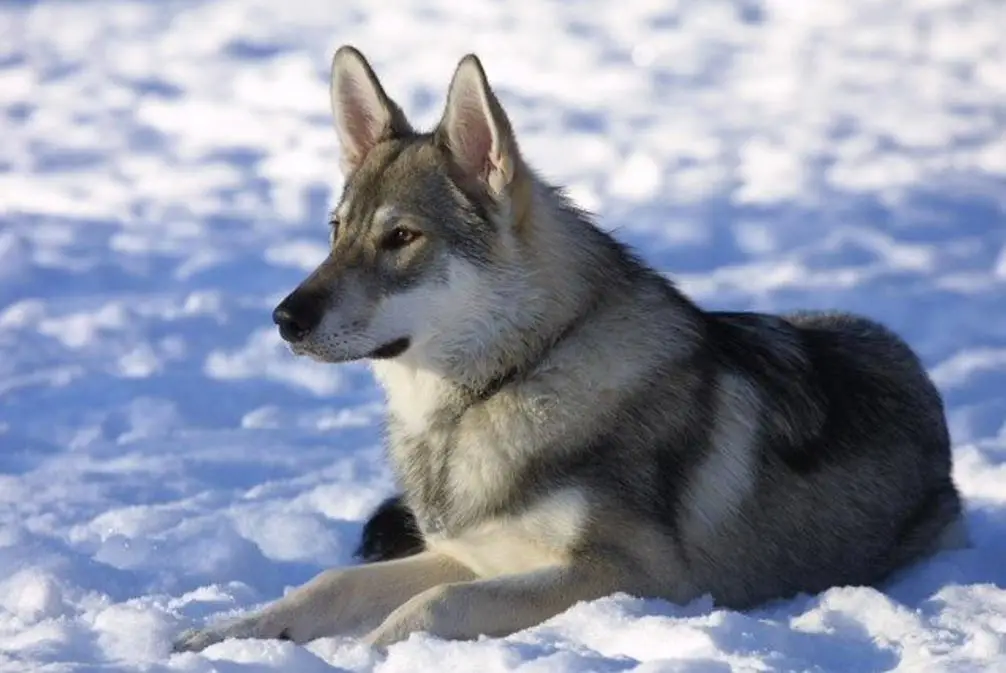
[364,561,624,648]
[173,551,475,652]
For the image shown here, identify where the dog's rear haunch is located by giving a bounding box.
[173,46,966,653]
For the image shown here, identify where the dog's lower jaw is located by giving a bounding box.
[294,349,338,364]
[289,344,340,364]
[286,345,367,365]
[287,337,411,364]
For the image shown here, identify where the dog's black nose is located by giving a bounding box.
[272,296,323,343]
[272,307,306,342]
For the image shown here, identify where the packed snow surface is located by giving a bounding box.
[2,0,1005,670]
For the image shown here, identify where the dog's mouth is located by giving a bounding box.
[368,337,411,359]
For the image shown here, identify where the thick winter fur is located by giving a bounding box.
[173,46,966,653]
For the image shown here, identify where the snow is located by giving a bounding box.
[1,0,1005,670]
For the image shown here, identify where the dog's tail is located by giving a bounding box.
[354,495,426,563]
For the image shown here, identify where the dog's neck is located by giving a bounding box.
[371,180,605,434]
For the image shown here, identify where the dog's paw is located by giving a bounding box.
[172,626,229,653]
[171,615,292,653]
[364,584,456,649]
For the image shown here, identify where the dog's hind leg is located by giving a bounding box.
[173,551,475,653]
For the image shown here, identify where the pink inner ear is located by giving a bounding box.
[338,78,381,160]
[451,95,494,179]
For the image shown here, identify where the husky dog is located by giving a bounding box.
[173,46,966,653]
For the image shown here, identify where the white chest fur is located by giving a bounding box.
[370,359,453,437]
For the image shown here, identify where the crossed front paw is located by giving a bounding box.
[172,626,226,653]
[171,615,296,653]
[364,584,460,649]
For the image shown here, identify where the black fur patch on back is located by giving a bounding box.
[709,310,948,475]
[707,311,828,470]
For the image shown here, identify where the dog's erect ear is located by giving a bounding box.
[437,54,518,197]
[330,46,412,175]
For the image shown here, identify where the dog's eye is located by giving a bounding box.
[381,227,421,251]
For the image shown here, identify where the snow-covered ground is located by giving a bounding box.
[2,0,1005,670]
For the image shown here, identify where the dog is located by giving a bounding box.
[173,45,967,653]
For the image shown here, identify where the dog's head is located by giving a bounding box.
[273,46,532,367]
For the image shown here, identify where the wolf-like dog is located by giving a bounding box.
[173,46,966,653]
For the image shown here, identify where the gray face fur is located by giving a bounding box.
[281,140,485,363]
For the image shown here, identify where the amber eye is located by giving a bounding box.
[381,226,422,251]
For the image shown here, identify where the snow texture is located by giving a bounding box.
[2,0,1005,670]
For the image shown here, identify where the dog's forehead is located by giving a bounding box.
[337,139,455,227]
